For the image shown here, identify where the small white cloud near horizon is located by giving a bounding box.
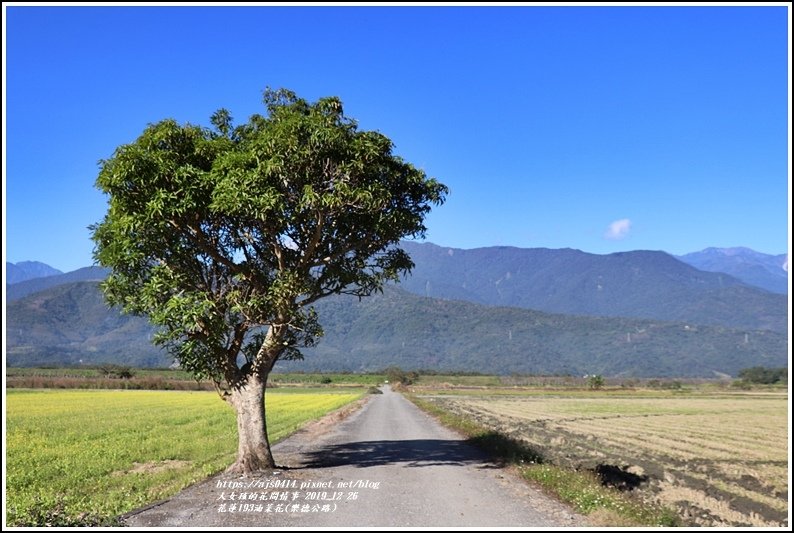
[604,218,632,240]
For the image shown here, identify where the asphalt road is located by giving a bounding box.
[124,386,583,527]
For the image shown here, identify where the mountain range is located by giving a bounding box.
[5,281,786,377]
[6,266,110,302]
[287,286,786,377]
[4,244,789,377]
[6,261,62,285]
[5,281,164,368]
[397,242,787,332]
[677,247,788,295]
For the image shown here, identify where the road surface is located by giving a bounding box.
[124,386,584,527]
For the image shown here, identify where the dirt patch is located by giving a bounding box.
[288,396,372,443]
[113,460,190,476]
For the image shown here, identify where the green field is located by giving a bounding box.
[5,388,363,526]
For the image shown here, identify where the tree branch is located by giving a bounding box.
[168,218,243,276]
[300,211,325,270]
[272,242,286,271]
[227,322,248,360]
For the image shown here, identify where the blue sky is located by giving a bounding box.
[4,5,790,272]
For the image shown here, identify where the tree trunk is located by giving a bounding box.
[225,373,276,473]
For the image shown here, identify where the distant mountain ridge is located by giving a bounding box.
[6,281,166,368]
[6,261,62,285]
[6,266,111,302]
[397,242,787,333]
[5,281,787,377]
[5,243,787,376]
[677,247,788,295]
[6,244,787,334]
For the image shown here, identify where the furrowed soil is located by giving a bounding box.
[414,390,788,527]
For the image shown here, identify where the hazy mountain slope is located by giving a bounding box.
[6,281,786,377]
[5,281,168,368]
[6,266,111,302]
[397,242,787,332]
[10,244,785,333]
[6,261,62,285]
[678,247,788,294]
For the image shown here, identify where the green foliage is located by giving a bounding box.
[97,364,135,379]
[10,495,121,527]
[7,366,198,380]
[384,366,419,385]
[737,366,787,384]
[586,374,605,390]
[90,88,446,387]
[6,366,216,391]
[645,379,685,390]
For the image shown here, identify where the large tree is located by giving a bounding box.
[91,88,447,473]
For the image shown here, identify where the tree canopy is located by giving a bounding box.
[93,88,446,382]
[91,88,447,471]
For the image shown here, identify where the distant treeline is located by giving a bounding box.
[737,366,787,385]
[6,365,787,391]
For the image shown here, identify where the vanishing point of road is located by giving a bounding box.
[124,386,584,527]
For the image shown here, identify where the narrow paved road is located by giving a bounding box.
[125,386,583,527]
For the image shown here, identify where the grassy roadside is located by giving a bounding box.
[407,394,680,527]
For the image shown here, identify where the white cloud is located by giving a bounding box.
[604,218,632,240]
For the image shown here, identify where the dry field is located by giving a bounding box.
[417,390,788,527]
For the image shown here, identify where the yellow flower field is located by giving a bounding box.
[6,388,362,525]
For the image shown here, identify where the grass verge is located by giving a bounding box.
[407,395,679,527]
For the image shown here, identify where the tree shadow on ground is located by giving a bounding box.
[300,438,503,469]
[591,464,649,491]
